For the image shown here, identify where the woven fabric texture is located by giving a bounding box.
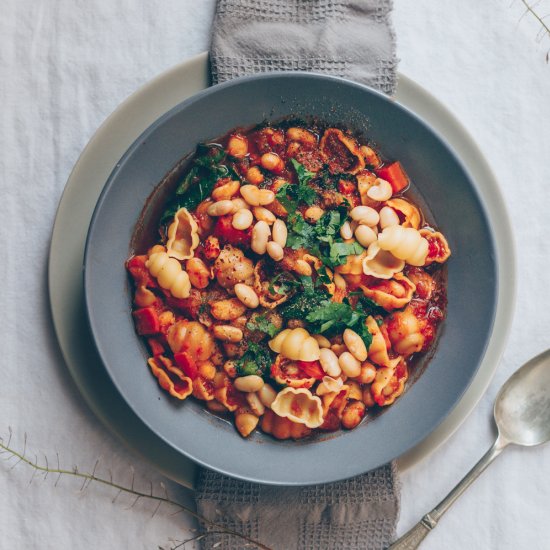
[210,0,397,95]
[200,1,400,548]
[196,463,400,549]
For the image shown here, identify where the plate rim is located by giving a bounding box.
[49,52,516,487]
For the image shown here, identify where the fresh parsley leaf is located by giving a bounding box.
[246,315,281,338]
[323,241,365,268]
[235,341,273,377]
[306,298,373,350]
[286,214,320,254]
[279,291,330,320]
[160,144,229,225]
[275,160,317,213]
[290,158,315,185]
[355,295,387,318]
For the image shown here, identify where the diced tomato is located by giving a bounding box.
[375,161,410,193]
[296,360,324,380]
[126,255,154,286]
[338,179,357,195]
[174,351,199,380]
[147,337,165,356]
[132,307,160,335]
[214,215,252,246]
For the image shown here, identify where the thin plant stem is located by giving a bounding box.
[0,438,271,550]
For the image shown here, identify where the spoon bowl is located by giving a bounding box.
[390,348,550,549]
[495,348,550,447]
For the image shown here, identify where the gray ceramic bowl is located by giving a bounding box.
[84,72,497,485]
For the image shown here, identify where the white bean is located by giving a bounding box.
[339,351,362,377]
[232,208,254,230]
[234,375,264,393]
[246,392,265,416]
[251,221,271,254]
[257,189,275,206]
[343,328,368,362]
[234,283,259,309]
[231,197,250,211]
[340,221,353,240]
[379,206,400,228]
[350,205,380,226]
[213,325,243,342]
[354,225,377,247]
[207,200,236,216]
[252,206,276,224]
[313,334,331,348]
[258,384,277,408]
[272,219,288,247]
[240,185,262,206]
[319,348,342,378]
[367,178,393,202]
[266,241,284,261]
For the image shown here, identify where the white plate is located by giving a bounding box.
[49,52,515,489]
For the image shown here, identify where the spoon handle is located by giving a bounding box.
[387,437,508,550]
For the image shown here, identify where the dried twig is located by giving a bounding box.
[518,0,550,59]
[0,435,271,550]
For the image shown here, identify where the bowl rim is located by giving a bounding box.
[84,70,498,485]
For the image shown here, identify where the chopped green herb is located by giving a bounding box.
[160,144,230,225]
[306,298,373,350]
[235,341,273,377]
[275,159,317,213]
[246,315,281,338]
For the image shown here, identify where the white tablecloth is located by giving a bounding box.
[2,1,549,548]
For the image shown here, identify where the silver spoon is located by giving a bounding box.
[389,348,550,549]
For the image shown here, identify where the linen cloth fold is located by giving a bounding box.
[198,1,400,548]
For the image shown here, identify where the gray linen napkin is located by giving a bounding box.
[197,2,400,548]
[210,0,397,95]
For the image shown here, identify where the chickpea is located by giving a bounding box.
[211,179,240,201]
[341,401,366,429]
[260,152,285,173]
[246,166,264,185]
[362,385,376,407]
[227,134,248,158]
[304,206,325,222]
[198,361,216,380]
[356,361,377,384]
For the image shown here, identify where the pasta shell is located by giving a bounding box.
[362,242,405,280]
[260,409,312,440]
[385,198,422,229]
[269,355,316,389]
[147,356,192,400]
[166,208,200,261]
[253,260,291,309]
[377,226,429,266]
[370,357,408,407]
[360,272,416,311]
[271,387,324,428]
[268,328,320,361]
[366,316,400,368]
[419,228,451,264]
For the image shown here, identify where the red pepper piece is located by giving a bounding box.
[214,215,252,246]
[296,360,325,380]
[375,161,410,194]
[174,351,199,380]
[147,337,165,357]
[132,307,160,335]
